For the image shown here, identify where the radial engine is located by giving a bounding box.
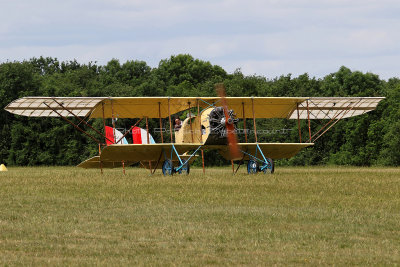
[174,106,238,145]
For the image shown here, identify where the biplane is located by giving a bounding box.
[4,86,384,175]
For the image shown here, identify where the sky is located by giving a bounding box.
[0,0,399,79]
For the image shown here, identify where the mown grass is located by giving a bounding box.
[1,166,400,265]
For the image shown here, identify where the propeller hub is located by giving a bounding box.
[208,106,238,138]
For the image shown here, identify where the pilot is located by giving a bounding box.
[174,118,182,131]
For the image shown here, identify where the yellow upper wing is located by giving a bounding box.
[5,96,306,119]
[82,97,308,119]
[5,96,384,119]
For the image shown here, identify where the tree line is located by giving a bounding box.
[0,55,399,166]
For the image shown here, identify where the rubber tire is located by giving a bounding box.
[247,159,258,174]
[162,160,173,176]
[261,158,275,174]
[181,163,190,175]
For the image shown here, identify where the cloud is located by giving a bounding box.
[0,0,399,79]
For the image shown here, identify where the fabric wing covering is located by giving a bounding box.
[5,96,384,120]
[100,144,203,162]
[88,97,308,119]
[4,96,308,119]
[210,143,314,160]
[77,156,137,169]
[4,97,107,117]
[288,97,385,120]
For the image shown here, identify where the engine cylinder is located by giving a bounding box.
[205,106,238,145]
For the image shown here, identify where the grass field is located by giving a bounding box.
[1,166,400,265]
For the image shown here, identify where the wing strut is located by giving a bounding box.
[42,102,101,144]
[299,98,364,143]
[145,116,152,173]
[251,97,258,143]
[168,98,173,142]
[51,98,114,144]
[242,102,248,142]
[312,99,363,142]
[158,102,164,143]
[115,118,143,144]
[196,99,205,174]
[296,103,302,143]
[151,151,163,175]
[306,100,311,142]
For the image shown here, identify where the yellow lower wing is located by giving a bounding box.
[139,155,198,170]
[78,143,312,168]
[77,156,137,169]
[207,143,313,161]
[99,143,203,162]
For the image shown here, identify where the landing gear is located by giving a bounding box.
[247,158,274,174]
[241,144,275,175]
[162,160,173,176]
[260,158,274,174]
[181,163,190,175]
[160,144,201,176]
[162,160,190,176]
[247,159,258,174]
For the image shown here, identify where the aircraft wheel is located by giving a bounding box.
[162,160,174,176]
[247,160,258,174]
[181,163,190,175]
[261,158,274,174]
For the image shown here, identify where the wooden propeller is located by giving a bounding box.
[215,83,241,159]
